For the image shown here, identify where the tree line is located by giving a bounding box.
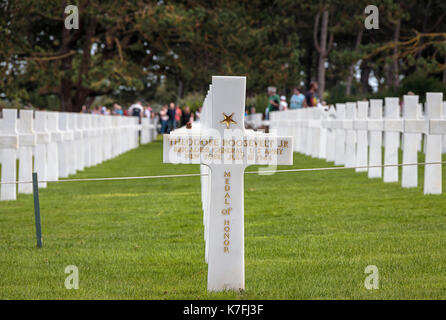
[1,0,445,112]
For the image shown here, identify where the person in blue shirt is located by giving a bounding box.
[112,103,123,115]
[290,87,305,109]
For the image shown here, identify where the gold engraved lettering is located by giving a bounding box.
[223,173,232,253]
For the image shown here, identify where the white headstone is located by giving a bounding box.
[0,109,18,200]
[163,76,293,291]
[111,115,120,157]
[46,112,60,181]
[83,113,92,167]
[141,118,150,144]
[18,110,36,194]
[96,115,105,164]
[289,110,300,152]
[34,111,51,188]
[345,102,357,168]
[355,101,368,172]
[324,106,336,162]
[299,109,308,155]
[149,117,158,142]
[368,100,383,178]
[424,92,443,194]
[91,115,99,166]
[305,109,313,156]
[58,112,71,178]
[104,115,113,160]
[383,98,401,183]
[334,104,346,166]
[402,95,420,188]
[66,113,77,175]
[417,103,424,152]
[74,113,84,171]
[319,107,328,159]
[310,108,321,159]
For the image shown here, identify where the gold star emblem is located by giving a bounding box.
[220,113,237,128]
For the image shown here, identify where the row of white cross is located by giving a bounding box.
[0,110,158,200]
[268,93,445,194]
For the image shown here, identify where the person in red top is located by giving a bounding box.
[175,105,182,129]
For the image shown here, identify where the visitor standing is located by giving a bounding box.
[112,104,123,115]
[160,105,169,134]
[290,87,305,109]
[279,96,288,111]
[265,86,280,120]
[129,101,143,118]
[144,104,152,118]
[167,102,176,133]
[305,82,319,107]
[195,107,202,122]
[267,86,280,112]
[181,106,192,127]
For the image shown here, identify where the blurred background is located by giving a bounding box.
[0,0,445,113]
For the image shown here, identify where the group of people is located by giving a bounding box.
[80,100,201,134]
[78,82,325,132]
[80,102,154,119]
[159,102,201,134]
[265,81,326,119]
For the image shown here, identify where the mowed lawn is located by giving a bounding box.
[1,137,446,300]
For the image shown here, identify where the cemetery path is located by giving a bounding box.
[1,137,446,299]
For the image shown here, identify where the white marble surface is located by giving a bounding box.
[164,76,293,292]
[368,100,383,178]
[18,110,35,194]
[402,95,420,188]
[355,101,368,172]
[383,98,400,183]
[34,111,50,188]
[424,93,443,194]
[0,109,18,200]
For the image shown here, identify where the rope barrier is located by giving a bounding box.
[1,161,445,185]
[245,161,446,175]
[0,173,206,185]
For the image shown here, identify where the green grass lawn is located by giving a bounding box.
[1,137,446,299]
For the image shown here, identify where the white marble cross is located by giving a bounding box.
[323,106,337,162]
[74,114,84,172]
[368,100,383,178]
[355,101,368,172]
[424,92,443,194]
[163,76,293,291]
[58,112,72,178]
[344,102,357,168]
[82,113,93,167]
[334,103,346,166]
[383,98,401,183]
[46,112,60,182]
[18,110,36,194]
[34,111,50,188]
[0,109,18,200]
[402,95,420,188]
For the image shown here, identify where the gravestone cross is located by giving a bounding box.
[163,76,293,291]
